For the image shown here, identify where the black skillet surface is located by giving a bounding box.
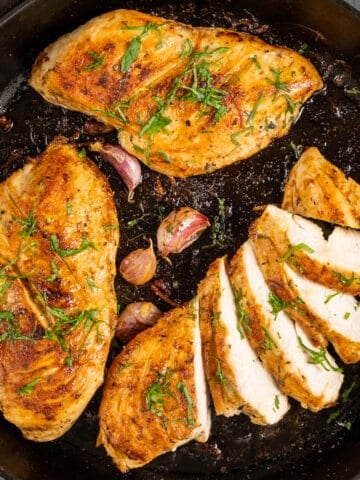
[0,0,360,479]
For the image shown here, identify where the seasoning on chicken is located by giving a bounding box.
[282,147,360,229]
[97,299,211,473]
[29,9,323,178]
[228,241,343,412]
[197,256,289,424]
[0,138,119,441]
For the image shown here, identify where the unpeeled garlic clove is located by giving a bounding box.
[91,142,142,201]
[157,206,210,259]
[119,239,156,285]
[115,302,162,343]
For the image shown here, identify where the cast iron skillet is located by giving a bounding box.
[0,1,360,479]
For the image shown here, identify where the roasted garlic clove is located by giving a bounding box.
[157,206,210,259]
[115,301,162,343]
[119,239,156,285]
[91,142,142,201]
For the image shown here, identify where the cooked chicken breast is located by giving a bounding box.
[0,138,119,441]
[30,9,323,178]
[98,299,211,473]
[251,204,360,297]
[198,256,289,424]
[282,265,360,364]
[228,241,343,412]
[282,147,360,229]
[250,210,360,363]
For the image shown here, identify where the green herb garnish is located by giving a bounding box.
[84,51,106,71]
[279,242,315,263]
[260,327,277,351]
[121,22,164,73]
[297,336,343,372]
[17,377,41,396]
[50,234,97,257]
[177,381,194,427]
[266,67,290,100]
[145,369,176,418]
[233,287,251,339]
[47,260,59,282]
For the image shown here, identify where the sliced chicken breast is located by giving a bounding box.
[98,299,211,473]
[282,147,360,229]
[283,265,360,364]
[30,9,323,177]
[252,204,360,296]
[198,256,289,424]
[228,241,344,412]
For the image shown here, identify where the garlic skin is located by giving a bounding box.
[91,142,142,201]
[157,207,210,258]
[116,302,162,343]
[119,239,157,285]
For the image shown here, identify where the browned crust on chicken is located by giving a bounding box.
[97,300,210,473]
[0,138,119,441]
[30,9,323,177]
[282,147,360,229]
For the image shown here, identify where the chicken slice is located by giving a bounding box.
[251,204,360,297]
[198,256,289,424]
[30,9,323,177]
[98,299,211,473]
[0,139,119,441]
[282,147,360,229]
[250,211,360,363]
[228,241,343,412]
[283,265,360,364]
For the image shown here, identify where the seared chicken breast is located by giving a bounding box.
[282,147,360,229]
[252,204,360,297]
[30,9,323,177]
[0,138,119,441]
[198,256,289,424]
[98,299,211,473]
[228,241,343,412]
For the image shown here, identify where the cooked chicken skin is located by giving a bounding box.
[251,205,360,297]
[228,241,343,412]
[198,256,289,424]
[98,299,211,473]
[0,138,119,441]
[30,9,323,177]
[282,147,360,229]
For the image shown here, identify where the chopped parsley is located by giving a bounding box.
[84,51,106,71]
[279,242,314,263]
[50,234,97,257]
[121,22,164,73]
[297,336,343,372]
[177,381,195,427]
[145,369,175,419]
[17,377,41,396]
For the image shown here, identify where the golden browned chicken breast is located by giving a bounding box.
[282,147,360,228]
[29,9,323,177]
[0,138,119,441]
[97,299,211,473]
